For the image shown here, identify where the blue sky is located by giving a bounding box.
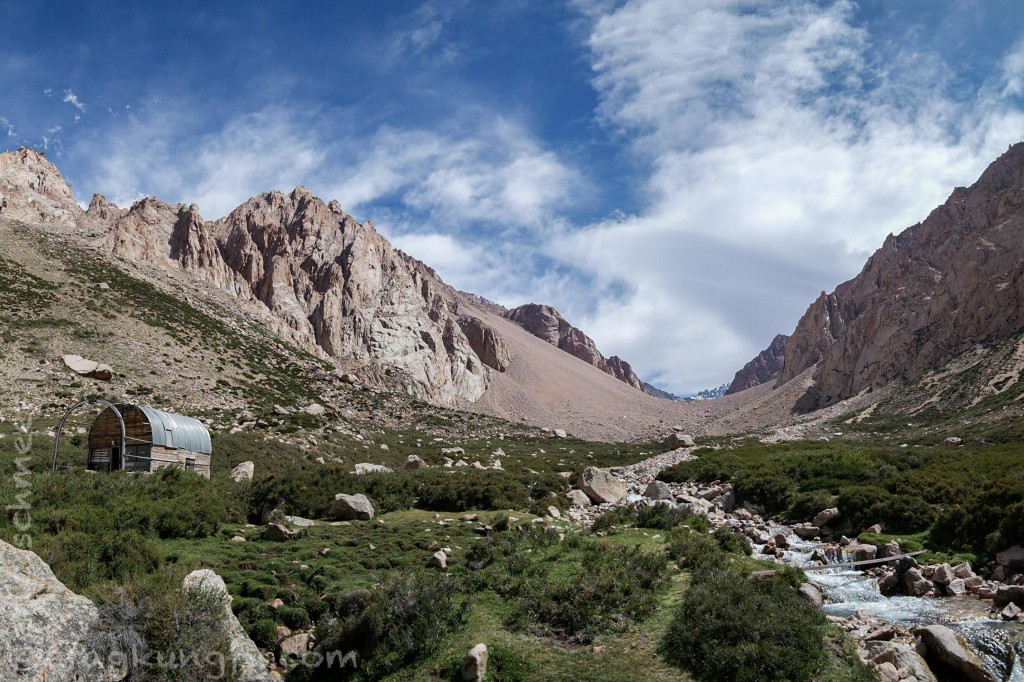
[3,0,1024,394]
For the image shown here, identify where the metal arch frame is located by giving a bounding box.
[51,399,127,472]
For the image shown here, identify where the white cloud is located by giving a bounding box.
[1003,41,1024,97]
[551,0,1024,393]
[62,90,86,112]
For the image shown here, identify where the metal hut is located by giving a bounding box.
[87,404,212,477]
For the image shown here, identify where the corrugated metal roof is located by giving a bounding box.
[137,406,213,455]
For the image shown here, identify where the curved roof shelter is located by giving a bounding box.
[87,404,212,477]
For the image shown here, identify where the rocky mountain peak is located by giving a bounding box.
[0,147,84,226]
[725,333,789,395]
[506,303,646,391]
[778,141,1024,411]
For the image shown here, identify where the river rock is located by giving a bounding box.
[775,532,789,548]
[578,467,627,504]
[813,508,840,528]
[1001,602,1021,621]
[461,643,488,682]
[905,567,934,597]
[915,624,996,682]
[230,460,255,481]
[331,493,375,520]
[877,540,901,559]
[863,641,937,682]
[797,582,823,608]
[993,584,1024,609]
[847,543,877,562]
[996,545,1024,570]
[792,523,820,539]
[931,563,955,585]
[182,569,274,681]
[952,562,974,579]
[645,480,673,501]
[945,578,966,596]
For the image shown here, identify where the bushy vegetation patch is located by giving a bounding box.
[466,526,670,642]
[292,572,468,681]
[658,440,1024,560]
[660,567,829,682]
[591,501,699,532]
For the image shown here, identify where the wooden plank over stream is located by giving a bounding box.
[750,550,926,578]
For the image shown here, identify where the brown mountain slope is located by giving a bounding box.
[505,303,646,391]
[725,334,789,395]
[778,142,1024,412]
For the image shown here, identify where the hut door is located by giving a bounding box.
[111,446,121,471]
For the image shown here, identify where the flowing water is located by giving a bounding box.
[764,528,1024,681]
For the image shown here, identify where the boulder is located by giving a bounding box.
[645,480,673,501]
[711,490,736,512]
[0,539,117,680]
[813,508,840,528]
[303,403,326,416]
[865,524,884,534]
[996,545,1024,570]
[402,455,428,470]
[354,463,393,475]
[931,563,955,586]
[461,643,488,682]
[230,461,255,482]
[182,569,274,681]
[1000,602,1021,621]
[578,467,628,504]
[547,506,561,519]
[993,584,1024,609]
[863,641,937,682]
[792,523,820,540]
[553,429,568,439]
[797,582,823,608]
[774,532,789,548]
[263,523,298,541]
[952,562,974,580]
[915,624,995,682]
[877,540,901,559]
[428,550,448,570]
[283,515,315,528]
[665,433,695,448]
[61,353,113,381]
[567,489,592,508]
[846,543,877,562]
[278,632,313,665]
[331,493,375,521]
[904,567,934,597]
[945,578,966,596]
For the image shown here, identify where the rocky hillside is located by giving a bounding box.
[777,142,1024,412]
[725,334,789,395]
[505,303,646,391]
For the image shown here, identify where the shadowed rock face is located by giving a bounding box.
[458,315,512,371]
[725,334,789,395]
[779,142,1024,412]
[505,303,646,391]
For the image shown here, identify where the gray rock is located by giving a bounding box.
[792,523,820,540]
[567,489,592,508]
[461,643,488,682]
[578,467,628,504]
[547,506,561,519]
[62,353,113,381]
[283,515,315,528]
[812,508,840,528]
[846,543,877,562]
[863,641,937,682]
[354,463,393,475]
[905,567,934,597]
[402,455,428,470]
[278,633,312,665]
[996,545,1024,569]
[664,433,695,448]
[230,460,255,482]
[182,569,273,681]
[877,540,901,559]
[915,624,995,682]
[263,523,298,541]
[931,563,955,585]
[303,403,326,416]
[993,584,1024,609]
[553,429,568,439]
[945,578,966,596]
[332,493,375,521]
[645,480,673,501]
[1000,602,1021,621]
[797,582,823,608]
[428,551,448,570]
[0,539,114,681]
[952,562,974,579]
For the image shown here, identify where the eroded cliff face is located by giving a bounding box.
[779,142,1024,411]
[726,334,789,395]
[0,148,85,226]
[505,303,646,391]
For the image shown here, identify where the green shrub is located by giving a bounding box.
[248,618,279,649]
[277,605,311,630]
[660,568,828,682]
[311,572,468,680]
[591,503,694,532]
[787,490,835,523]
